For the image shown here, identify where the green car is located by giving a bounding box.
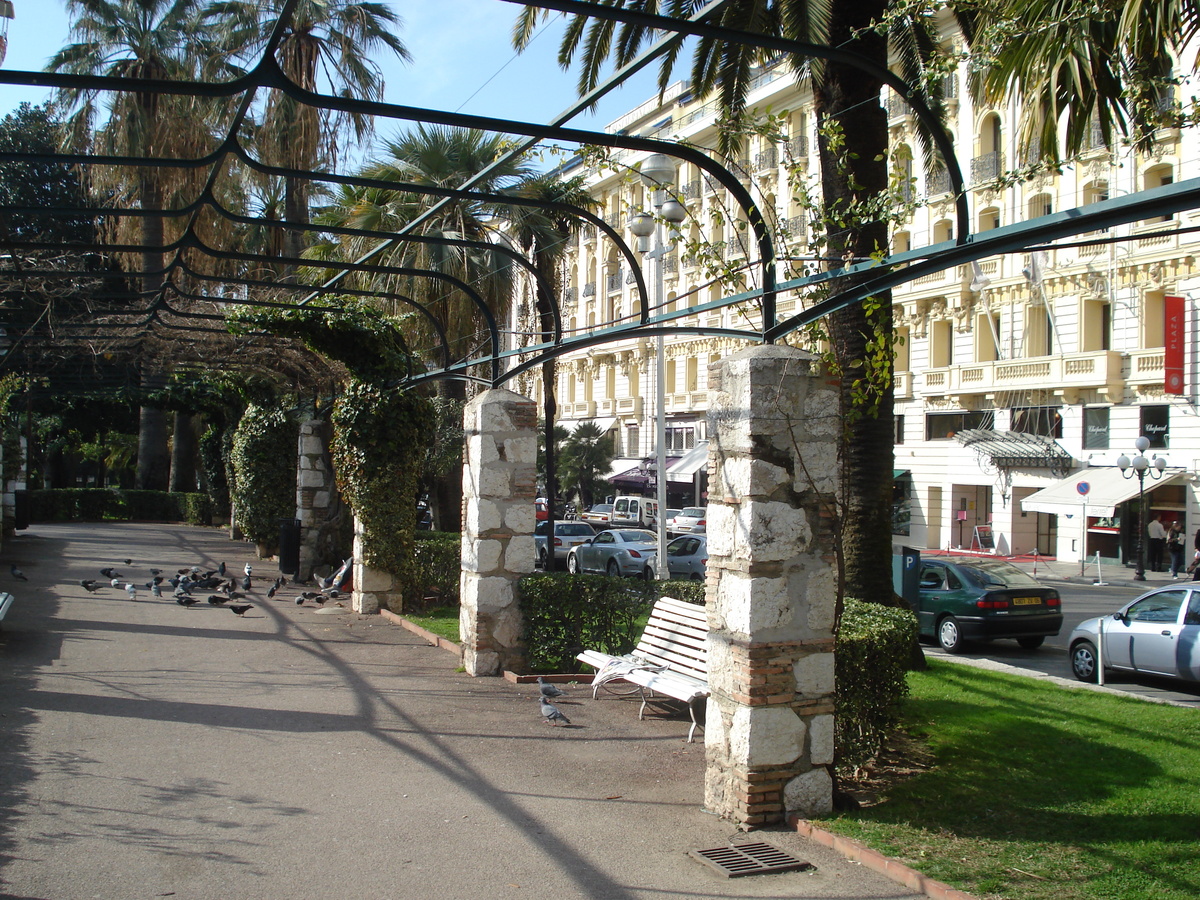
[914,558,1062,653]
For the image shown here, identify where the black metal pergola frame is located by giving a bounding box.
[0,0,1196,399]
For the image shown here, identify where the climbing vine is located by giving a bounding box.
[231,404,297,549]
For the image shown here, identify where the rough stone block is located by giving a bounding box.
[461,575,513,615]
[711,572,792,637]
[729,705,806,767]
[733,500,811,562]
[503,435,537,465]
[793,651,835,696]
[464,498,502,537]
[808,714,835,766]
[715,456,790,502]
[477,465,512,499]
[504,535,536,573]
[783,767,833,818]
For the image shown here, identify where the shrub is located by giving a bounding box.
[643,578,705,605]
[231,404,296,548]
[518,573,658,673]
[28,489,214,524]
[835,598,918,773]
[411,531,460,610]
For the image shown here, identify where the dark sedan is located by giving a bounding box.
[915,557,1062,653]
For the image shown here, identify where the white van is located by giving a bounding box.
[609,495,660,529]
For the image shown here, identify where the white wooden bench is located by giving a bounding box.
[576,595,709,742]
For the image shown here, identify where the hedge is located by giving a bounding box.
[411,531,461,609]
[835,598,919,772]
[29,489,213,525]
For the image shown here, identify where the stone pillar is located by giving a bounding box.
[295,419,342,582]
[352,516,403,614]
[459,389,537,676]
[704,345,839,826]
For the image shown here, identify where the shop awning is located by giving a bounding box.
[954,428,1074,472]
[555,416,617,436]
[1021,466,1189,517]
[667,441,709,482]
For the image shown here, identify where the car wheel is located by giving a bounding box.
[689,572,702,581]
[1071,640,1099,683]
[937,616,965,653]
[1016,636,1045,650]
[643,565,655,582]
[537,548,548,569]
[567,554,580,575]
[607,559,620,578]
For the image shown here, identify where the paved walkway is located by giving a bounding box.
[0,522,922,900]
[920,546,1190,588]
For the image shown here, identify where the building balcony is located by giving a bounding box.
[894,371,913,399]
[1127,348,1166,388]
[667,391,708,411]
[596,398,617,415]
[616,396,643,417]
[563,401,596,418]
[920,350,1124,400]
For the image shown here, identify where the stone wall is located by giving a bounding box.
[459,389,538,676]
[703,345,840,826]
[295,418,344,582]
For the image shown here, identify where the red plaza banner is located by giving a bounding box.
[1165,294,1185,395]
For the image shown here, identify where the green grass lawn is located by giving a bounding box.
[824,660,1200,900]
[402,606,460,642]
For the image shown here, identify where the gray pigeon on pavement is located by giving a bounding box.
[10,564,27,581]
[540,698,571,726]
[537,676,565,699]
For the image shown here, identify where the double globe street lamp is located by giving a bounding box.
[1117,435,1167,581]
[630,153,686,580]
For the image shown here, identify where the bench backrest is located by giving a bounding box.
[633,596,708,681]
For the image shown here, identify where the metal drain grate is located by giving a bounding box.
[689,842,812,878]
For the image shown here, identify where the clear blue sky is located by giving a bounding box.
[0,0,667,158]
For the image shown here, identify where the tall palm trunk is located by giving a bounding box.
[136,171,170,490]
[170,411,198,492]
[815,0,898,608]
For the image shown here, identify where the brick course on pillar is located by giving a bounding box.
[459,389,537,676]
[704,345,840,826]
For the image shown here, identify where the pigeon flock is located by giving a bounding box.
[69,558,350,618]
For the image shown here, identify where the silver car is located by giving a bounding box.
[566,529,658,577]
[642,535,708,581]
[534,520,597,566]
[1068,585,1200,684]
[669,506,707,535]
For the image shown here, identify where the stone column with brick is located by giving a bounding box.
[704,344,840,826]
[351,516,403,615]
[459,389,537,676]
[295,418,343,583]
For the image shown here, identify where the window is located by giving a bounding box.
[665,426,696,451]
[925,410,995,440]
[893,472,912,535]
[1026,305,1053,356]
[979,207,1000,231]
[931,319,954,367]
[625,424,640,457]
[685,357,699,392]
[1028,193,1053,219]
[1142,291,1165,349]
[895,324,911,371]
[894,231,911,254]
[1126,591,1185,623]
[1143,165,1174,223]
[1011,407,1063,438]
[895,414,905,444]
[665,359,677,394]
[1141,405,1169,449]
[976,312,1000,361]
[1081,299,1111,351]
[1083,407,1110,450]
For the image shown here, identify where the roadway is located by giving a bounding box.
[921,557,1200,708]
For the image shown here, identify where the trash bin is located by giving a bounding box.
[13,489,28,530]
[278,518,301,575]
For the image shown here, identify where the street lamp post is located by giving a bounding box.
[630,154,686,581]
[1117,435,1167,581]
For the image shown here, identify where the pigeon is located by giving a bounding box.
[537,677,565,699]
[125,583,137,599]
[123,559,132,565]
[244,563,253,577]
[10,564,27,581]
[110,578,121,588]
[218,561,226,576]
[150,568,162,576]
[540,698,571,726]
[241,575,252,591]
[267,584,277,599]
[81,579,102,592]
[229,604,252,617]
[176,595,199,607]
[225,591,243,601]
[150,583,162,598]
[294,595,306,605]
[207,594,228,605]
[100,567,121,579]
[314,594,327,605]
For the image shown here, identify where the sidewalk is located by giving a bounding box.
[0,521,927,900]
[922,546,1189,588]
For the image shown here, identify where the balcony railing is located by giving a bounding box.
[582,281,596,297]
[788,134,809,158]
[920,350,1124,398]
[680,179,702,200]
[970,151,1004,184]
[927,167,951,195]
[606,271,623,293]
[754,148,778,171]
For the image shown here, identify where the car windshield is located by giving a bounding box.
[558,524,594,536]
[619,530,657,543]
[956,560,1042,588]
[590,505,613,513]
[680,507,705,518]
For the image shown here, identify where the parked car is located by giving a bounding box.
[534,520,598,566]
[535,498,577,521]
[669,506,707,535]
[642,534,708,581]
[914,557,1062,653]
[609,495,659,529]
[1069,585,1200,684]
[580,503,614,524]
[567,528,659,577]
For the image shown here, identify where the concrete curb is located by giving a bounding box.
[791,818,978,900]
[378,608,462,655]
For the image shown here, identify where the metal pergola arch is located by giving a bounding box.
[0,0,1195,401]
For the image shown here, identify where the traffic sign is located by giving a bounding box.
[1077,481,1090,496]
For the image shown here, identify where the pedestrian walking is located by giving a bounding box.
[1168,520,1186,577]
[1147,513,1167,572]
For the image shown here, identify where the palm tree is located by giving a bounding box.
[514,1,914,607]
[559,421,617,511]
[203,0,409,269]
[47,0,223,490]
[307,125,537,531]
[503,171,596,568]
